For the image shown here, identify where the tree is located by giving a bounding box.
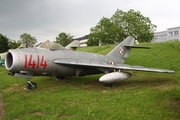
[87,17,115,46]
[55,32,73,46]
[9,41,21,49]
[0,34,9,53]
[19,33,37,48]
[88,9,157,46]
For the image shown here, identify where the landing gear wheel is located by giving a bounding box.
[56,76,65,80]
[27,82,37,90]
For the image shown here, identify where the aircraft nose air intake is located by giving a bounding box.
[5,50,21,72]
[5,52,13,70]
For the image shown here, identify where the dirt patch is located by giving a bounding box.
[32,111,44,116]
[57,114,72,119]
[0,94,4,120]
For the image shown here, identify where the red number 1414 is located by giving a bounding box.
[24,55,47,69]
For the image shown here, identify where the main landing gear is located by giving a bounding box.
[56,76,65,80]
[26,79,37,90]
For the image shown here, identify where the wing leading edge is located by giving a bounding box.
[54,59,175,73]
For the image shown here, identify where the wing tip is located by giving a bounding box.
[168,70,176,74]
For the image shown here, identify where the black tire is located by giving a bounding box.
[27,82,37,90]
[56,76,65,80]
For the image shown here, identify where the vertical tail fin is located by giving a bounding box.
[107,36,134,60]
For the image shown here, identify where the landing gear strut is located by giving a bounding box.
[26,79,37,90]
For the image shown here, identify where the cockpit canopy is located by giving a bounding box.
[36,41,65,50]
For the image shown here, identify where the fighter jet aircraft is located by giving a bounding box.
[5,36,175,90]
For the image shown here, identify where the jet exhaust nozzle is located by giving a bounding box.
[99,72,132,83]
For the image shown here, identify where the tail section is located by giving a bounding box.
[107,36,134,59]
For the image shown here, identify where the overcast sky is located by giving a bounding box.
[0,0,180,42]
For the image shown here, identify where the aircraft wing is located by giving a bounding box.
[54,59,175,73]
[114,64,175,73]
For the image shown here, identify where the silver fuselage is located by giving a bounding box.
[5,48,124,77]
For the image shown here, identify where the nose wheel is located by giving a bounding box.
[27,81,37,90]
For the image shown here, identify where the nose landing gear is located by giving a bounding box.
[27,81,37,90]
[26,78,37,90]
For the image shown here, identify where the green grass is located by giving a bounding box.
[0,41,180,120]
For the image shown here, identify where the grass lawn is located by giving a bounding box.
[0,41,180,120]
